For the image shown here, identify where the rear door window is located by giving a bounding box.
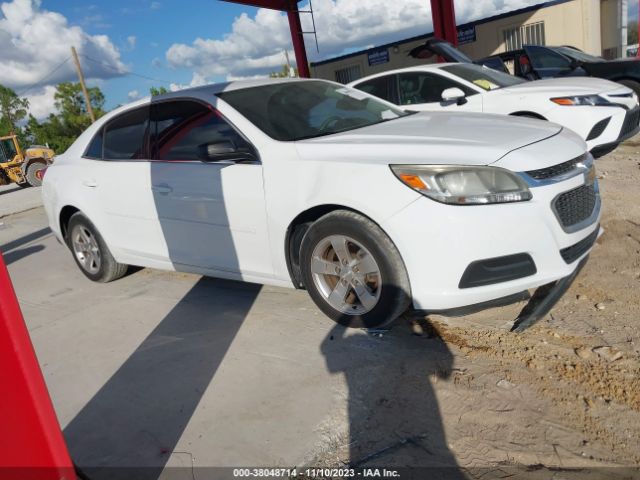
[354,75,399,104]
[103,106,150,160]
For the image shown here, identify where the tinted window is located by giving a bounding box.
[398,72,476,105]
[103,106,149,160]
[218,81,408,141]
[526,46,571,69]
[1,138,17,159]
[151,100,252,161]
[355,75,398,103]
[85,129,103,159]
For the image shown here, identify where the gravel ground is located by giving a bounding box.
[308,141,640,479]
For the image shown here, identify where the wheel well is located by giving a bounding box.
[59,206,80,240]
[285,204,358,289]
[510,111,546,120]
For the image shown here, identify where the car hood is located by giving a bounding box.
[501,76,630,96]
[295,111,562,166]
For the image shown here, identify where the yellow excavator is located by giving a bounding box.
[0,134,54,188]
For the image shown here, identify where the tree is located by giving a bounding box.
[25,82,106,153]
[150,86,169,96]
[0,85,29,135]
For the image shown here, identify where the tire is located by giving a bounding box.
[618,79,640,99]
[299,210,411,328]
[66,212,128,283]
[25,161,46,187]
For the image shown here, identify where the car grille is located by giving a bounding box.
[620,106,640,139]
[525,154,586,180]
[560,226,599,264]
[586,117,611,141]
[554,184,597,229]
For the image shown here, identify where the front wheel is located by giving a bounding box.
[66,212,128,282]
[300,210,411,328]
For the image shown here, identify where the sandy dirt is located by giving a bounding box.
[307,140,640,479]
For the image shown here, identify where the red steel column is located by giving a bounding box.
[286,1,310,77]
[431,0,458,61]
[0,252,76,480]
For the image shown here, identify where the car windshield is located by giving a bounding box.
[553,46,604,63]
[217,81,410,141]
[440,64,525,91]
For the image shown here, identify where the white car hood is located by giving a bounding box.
[502,76,631,96]
[295,111,562,166]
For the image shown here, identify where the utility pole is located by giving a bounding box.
[70,46,96,123]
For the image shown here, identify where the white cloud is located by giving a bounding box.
[127,89,139,100]
[127,35,136,49]
[0,0,126,99]
[166,0,544,81]
[150,1,161,10]
[24,85,57,120]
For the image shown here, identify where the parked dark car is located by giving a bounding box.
[410,39,640,97]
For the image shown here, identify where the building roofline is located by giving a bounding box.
[310,0,571,67]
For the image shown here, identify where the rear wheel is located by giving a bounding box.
[25,161,46,187]
[300,210,411,328]
[67,212,128,282]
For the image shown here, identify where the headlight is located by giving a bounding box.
[390,165,532,205]
[551,95,611,106]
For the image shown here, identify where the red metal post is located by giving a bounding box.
[0,252,76,480]
[286,1,310,77]
[431,0,458,61]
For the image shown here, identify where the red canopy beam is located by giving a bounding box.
[220,0,310,77]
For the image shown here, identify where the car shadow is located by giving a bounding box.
[2,244,45,265]
[64,276,261,480]
[321,317,467,478]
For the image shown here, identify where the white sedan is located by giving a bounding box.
[42,78,600,331]
[348,63,639,157]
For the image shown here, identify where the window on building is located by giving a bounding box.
[150,100,252,161]
[335,65,362,84]
[354,75,399,104]
[103,106,150,160]
[503,21,545,51]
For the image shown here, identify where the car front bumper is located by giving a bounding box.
[382,170,601,314]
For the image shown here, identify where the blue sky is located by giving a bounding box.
[50,1,260,107]
[1,0,639,117]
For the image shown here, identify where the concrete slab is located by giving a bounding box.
[0,183,43,217]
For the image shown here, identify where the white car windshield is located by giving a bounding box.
[441,64,526,91]
[217,81,410,141]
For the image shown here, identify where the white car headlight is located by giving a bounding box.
[550,95,612,106]
[390,165,532,205]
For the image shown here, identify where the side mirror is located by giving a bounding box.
[569,58,582,70]
[197,140,256,163]
[441,87,467,105]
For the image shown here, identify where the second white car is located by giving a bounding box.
[349,63,640,157]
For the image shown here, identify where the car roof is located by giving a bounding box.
[349,63,460,84]
[154,77,316,100]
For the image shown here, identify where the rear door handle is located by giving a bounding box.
[82,179,98,188]
[152,184,173,195]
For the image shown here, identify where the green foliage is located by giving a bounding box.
[25,82,106,153]
[0,85,29,135]
[629,20,638,46]
[150,86,169,96]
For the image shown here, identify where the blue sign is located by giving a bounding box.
[368,48,389,66]
[457,26,476,45]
